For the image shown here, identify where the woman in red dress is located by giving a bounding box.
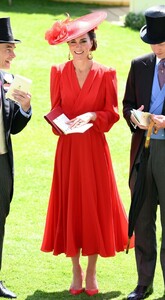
[41,11,133,296]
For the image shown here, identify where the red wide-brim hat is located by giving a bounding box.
[45,11,107,45]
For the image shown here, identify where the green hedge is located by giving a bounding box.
[125,12,146,30]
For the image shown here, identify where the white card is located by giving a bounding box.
[6,74,32,101]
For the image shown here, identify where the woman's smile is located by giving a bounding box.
[74,51,84,55]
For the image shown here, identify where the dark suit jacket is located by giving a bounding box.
[123,53,165,189]
[0,70,31,200]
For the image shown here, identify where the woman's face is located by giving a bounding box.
[68,33,93,61]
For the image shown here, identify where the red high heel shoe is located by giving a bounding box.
[69,288,84,295]
[85,289,99,296]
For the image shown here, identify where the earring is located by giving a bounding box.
[68,52,71,60]
[87,51,93,60]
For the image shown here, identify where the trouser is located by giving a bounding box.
[0,153,12,270]
[134,139,165,286]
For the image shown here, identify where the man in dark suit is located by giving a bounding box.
[123,5,165,300]
[0,17,32,298]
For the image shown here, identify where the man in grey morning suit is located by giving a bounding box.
[0,17,32,298]
[123,5,165,300]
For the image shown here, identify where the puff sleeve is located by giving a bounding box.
[92,68,119,133]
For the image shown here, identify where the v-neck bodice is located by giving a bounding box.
[72,61,93,89]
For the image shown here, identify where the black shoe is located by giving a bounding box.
[0,281,17,298]
[127,285,153,300]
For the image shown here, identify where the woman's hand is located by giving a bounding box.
[67,112,96,128]
[12,89,31,112]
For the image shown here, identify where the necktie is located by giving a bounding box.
[158,59,165,89]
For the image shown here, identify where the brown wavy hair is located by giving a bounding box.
[88,30,97,51]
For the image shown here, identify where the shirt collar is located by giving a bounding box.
[156,57,161,65]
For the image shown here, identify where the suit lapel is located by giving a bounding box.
[141,54,156,111]
[0,71,12,133]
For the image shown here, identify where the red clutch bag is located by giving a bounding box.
[44,106,63,134]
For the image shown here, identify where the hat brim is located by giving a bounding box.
[50,11,107,46]
[140,25,165,44]
[0,39,21,44]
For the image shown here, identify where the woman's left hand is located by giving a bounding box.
[12,89,31,112]
[67,112,96,128]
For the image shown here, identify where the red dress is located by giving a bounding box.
[41,61,133,257]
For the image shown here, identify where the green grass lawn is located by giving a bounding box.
[0,0,163,299]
